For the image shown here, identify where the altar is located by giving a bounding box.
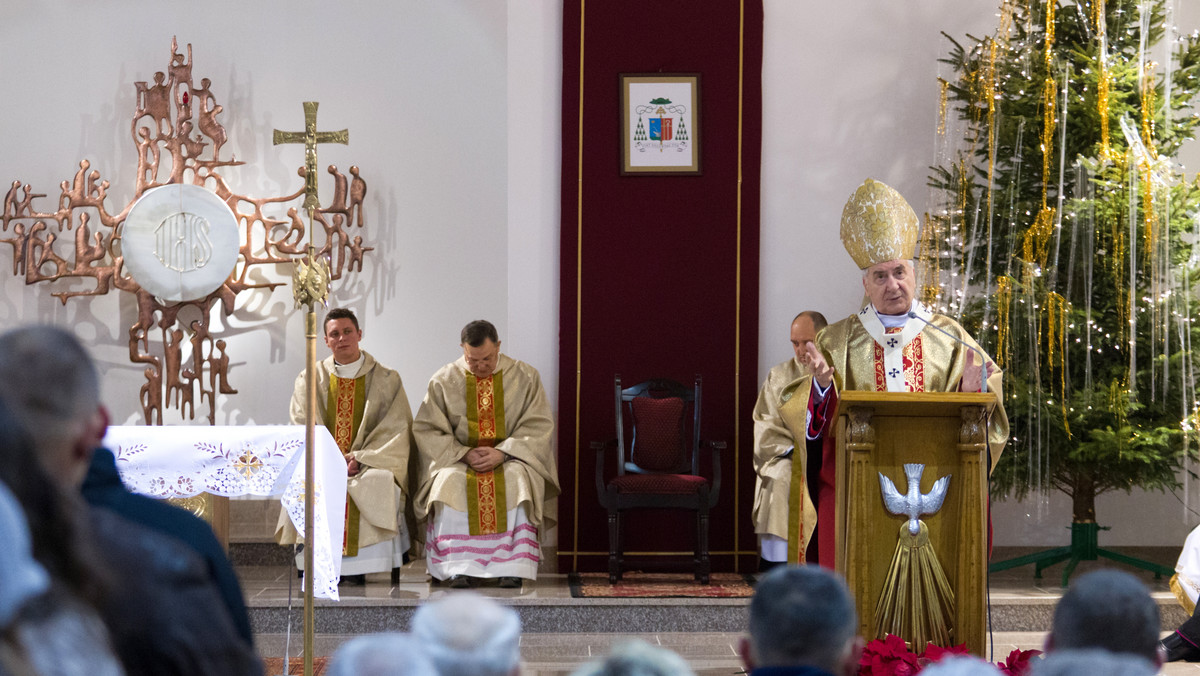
[103,425,347,600]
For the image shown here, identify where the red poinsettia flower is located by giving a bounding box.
[919,642,970,666]
[995,648,1042,676]
[859,634,922,676]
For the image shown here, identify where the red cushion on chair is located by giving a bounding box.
[608,473,708,494]
[629,396,685,471]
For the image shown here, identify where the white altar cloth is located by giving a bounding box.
[103,425,347,600]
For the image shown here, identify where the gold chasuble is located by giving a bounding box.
[275,350,415,570]
[413,353,559,532]
[800,303,1008,570]
[328,375,366,556]
[818,304,1008,468]
[751,358,817,564]
[464,372,508,535]
[781,386,812,563]
[413,353,557,581]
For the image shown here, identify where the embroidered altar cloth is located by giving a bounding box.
[104,425,347,600]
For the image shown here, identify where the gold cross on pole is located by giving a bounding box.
[272,101,348,211]
[272,100,348,676]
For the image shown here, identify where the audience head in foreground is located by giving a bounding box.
[1046,569,1161,666]
[327,632,437,676]
[0,462,122,676]
[0,324,106,488]
[0,325,262,676]
[742,565,863,676]
[1030,648,1157,676]
[570,638,696,676]
[410,591,522,676]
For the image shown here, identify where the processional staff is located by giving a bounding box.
[273,100,348,676]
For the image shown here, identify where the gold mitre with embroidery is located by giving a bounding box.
[839,178,919,269]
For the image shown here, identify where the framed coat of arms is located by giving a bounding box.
[620,73,700,175]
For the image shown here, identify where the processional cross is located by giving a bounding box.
[272,101,350,676]
[273,102,349,212]
[273,102,348,308]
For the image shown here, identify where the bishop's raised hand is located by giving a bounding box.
[806,342,834,389]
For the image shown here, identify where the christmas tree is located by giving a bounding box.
[927,0,1200,566]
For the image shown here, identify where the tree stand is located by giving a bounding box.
[988,521,1173,587]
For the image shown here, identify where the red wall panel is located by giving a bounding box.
[558,0,763,574]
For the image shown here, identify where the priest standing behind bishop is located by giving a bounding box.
[413,319,559,589]
[275,307,415,584]
[751,310,828,569]
[802,179,1009,568]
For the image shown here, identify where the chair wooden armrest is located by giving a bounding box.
[591,439,617,504]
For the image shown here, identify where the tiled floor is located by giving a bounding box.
[241,552,1199,675]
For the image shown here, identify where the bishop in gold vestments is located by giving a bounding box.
[803,179,1008,568]
[276,309,414,578]
[413,321,558,587]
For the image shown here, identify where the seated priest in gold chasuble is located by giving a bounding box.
[275,307,415,582]
[751,310,830,569]
[413,320,559,589]
[799,178,1009,569]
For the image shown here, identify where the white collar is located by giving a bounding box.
[333,354,365,379]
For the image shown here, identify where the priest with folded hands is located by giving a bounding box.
[413,319,559,589]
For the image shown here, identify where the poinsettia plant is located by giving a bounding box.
[859,634,922,676]
[857,635,1041,676]
[995,649,1043,676]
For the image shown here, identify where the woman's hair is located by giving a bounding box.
[0,395,108,605]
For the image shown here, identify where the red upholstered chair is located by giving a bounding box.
[591,375,724,584]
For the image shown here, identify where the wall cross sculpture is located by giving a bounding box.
[0,38,375,425]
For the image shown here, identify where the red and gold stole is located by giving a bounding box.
[873,327,926,392]
[327,374,366,556]
[465,371,507,535]
[780,383,812,564]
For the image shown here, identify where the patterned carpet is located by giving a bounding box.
[263,657,329,675]
[568,572,754,598]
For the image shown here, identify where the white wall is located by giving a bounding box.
[507,0,563,417]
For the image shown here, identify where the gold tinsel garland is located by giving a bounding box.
[1140,65,1159,271]
[1110,152,1129,344]
[958,157,970,278]
[1022,207,1057,269]
[1096,0,1114,160]
[918,211,943,308]
[996,275,1014,369]
[1040,0,1057,209]
[1142,164,1157,268]
[938,78,950,137]
[1141,63,1158,158]
[1047,292,1072,437]
[985,37,998,234]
